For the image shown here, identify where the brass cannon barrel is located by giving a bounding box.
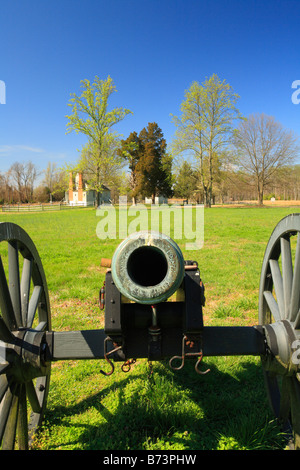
[111,231,185,304]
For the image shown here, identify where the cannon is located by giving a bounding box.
[1,214,300,449]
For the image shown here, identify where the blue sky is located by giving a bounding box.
[0,0,299,177]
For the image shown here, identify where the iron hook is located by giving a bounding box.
[100,338,122,376]
[169,335,210,375]
[194,353,210,375]
[169,354,185,371]
[100,354,115,376]
[169,335,186,371]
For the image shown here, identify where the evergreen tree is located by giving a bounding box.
[119,131,141,205]
[136,122,173,202]
[173,161,198,202]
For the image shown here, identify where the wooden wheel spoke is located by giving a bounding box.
[1,385,20,450]
[0,317,15,344]
[17,384,28,450]
[279,377,291,428]
[0,382,18,445]
[0,376,9,403]
[269,259,285,319]
[291,233,300,323]
[263,291,281,322]
[36,321,47,331]
[0,256,17,331]
[280,237,293,320]
[289,377,300,449]
[8,241,22,328]
[27,286,42,328]
[20,257,32,327]
[264,371,281,418]
[0,363,10,375]
[0,378,47,449]
[25,380,42,414]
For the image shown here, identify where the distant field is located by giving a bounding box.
[0,205,299,450]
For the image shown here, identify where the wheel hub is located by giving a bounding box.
[262,320,300,377]
[5,329,49,383]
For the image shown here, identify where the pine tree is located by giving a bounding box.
[136,122,173,203]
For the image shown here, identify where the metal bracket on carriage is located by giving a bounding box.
[169,334,210,375]
[100,336,136,376]
[100,336,127,376]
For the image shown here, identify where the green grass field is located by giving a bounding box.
[1,205,299,450]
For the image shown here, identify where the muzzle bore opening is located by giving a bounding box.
[127,246,168,287]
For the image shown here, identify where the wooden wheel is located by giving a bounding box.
[259,213,300,449]
[0,223,51,450]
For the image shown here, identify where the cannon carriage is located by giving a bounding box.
[1,214,300,449]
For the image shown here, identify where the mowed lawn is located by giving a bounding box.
[0,205,299,450]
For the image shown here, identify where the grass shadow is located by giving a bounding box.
[36,357,287,450]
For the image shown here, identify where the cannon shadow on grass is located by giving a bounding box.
[37,358,286,451]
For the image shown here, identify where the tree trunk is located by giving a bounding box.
[208,145,213,207]
[207,183,213,208]
[203,186,210,207]
[257,183,264,205]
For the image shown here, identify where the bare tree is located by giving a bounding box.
[43,162,58,192]
[233,113,299,204]
[0,171,15,203]
[41,162,68,201]
[9,161,39,202]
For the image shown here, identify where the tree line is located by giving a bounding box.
[65,74,299,207]
[1,154,300,206]
[0,161,67,204]
[1,74,299,206]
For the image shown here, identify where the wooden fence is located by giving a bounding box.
[1,203,91,212]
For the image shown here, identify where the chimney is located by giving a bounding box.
[69,172,73,202]
[78,172,83,202]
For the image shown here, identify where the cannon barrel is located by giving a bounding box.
[111,231,185,304]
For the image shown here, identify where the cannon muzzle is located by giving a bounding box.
[111,231,185,304]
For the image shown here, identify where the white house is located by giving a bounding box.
[145,195,168,204]
[65,172,111,206]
